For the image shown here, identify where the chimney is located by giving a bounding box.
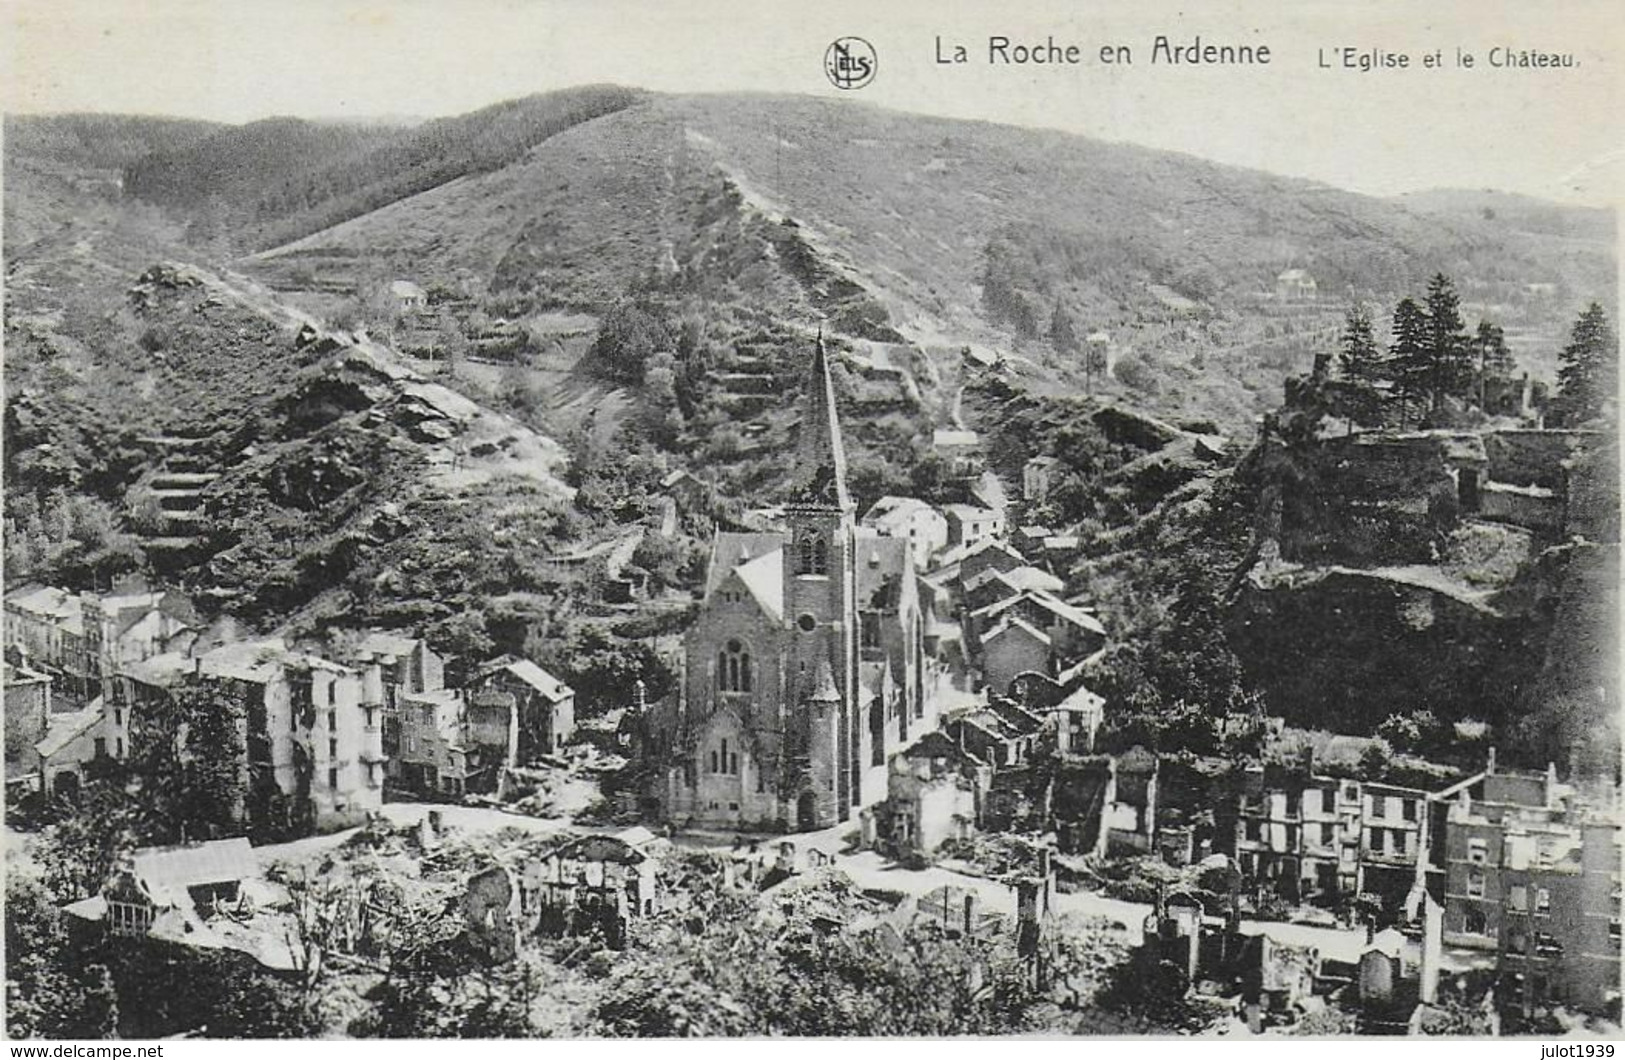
[1486,746,1497,775]
[632,679,647,716]
[963,893,976,937]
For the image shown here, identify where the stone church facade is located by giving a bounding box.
[632,338,943,831]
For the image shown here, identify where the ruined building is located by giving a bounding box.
[1441,764,1621,1016]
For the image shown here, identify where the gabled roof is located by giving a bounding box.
[197,639,293,683]
[476,656,573,702]
[958,538,1024,564]
[985,697,1044,736]
[932,428,980,448]
[354,631,421,659]
[973,590,1107,636]
[132,838,255,892]
[706,532,789,597]
[970,471,1008,512]
[999,566,1065,595]
[121,651,193,688]
[861,495,938,528]
[901,729,986,767]
[733,549,786,624]
[1055,683,1105,715]
[962,565,1013,596]
[388,279,427,299]
[5,586,84,634]
[36,705,101,760]
[981,614,1051,648]
[941,503,1000,522]
[660,468,700,489]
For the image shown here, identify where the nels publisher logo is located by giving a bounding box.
[825,37,877,90]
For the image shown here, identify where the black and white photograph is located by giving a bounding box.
[2,0,1620,1042]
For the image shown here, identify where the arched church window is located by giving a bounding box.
[721,639,753,693]
[797,533,828,576]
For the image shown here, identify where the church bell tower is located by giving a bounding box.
[783,333,860,820]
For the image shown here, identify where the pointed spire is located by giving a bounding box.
[790,331,851,512]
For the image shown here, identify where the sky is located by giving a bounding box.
[3,0,1622,205]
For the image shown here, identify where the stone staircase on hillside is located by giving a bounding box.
[134,434,219,558]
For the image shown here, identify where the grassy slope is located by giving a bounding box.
[242,92,1614,435]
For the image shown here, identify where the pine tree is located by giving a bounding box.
[1388,297,1430,427]
[1472,320,1516,410]
[1423,273,1473,413]
[1555,302,1617,425]
[1337,304,1385,428]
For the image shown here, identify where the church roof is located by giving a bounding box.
[788,335,852,512]
[734,549,786,624]
[854,532,910,610]
[705,532,790,597]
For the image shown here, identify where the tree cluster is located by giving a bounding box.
[1331,274,1504,429]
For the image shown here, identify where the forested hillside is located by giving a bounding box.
[120,86,644,252]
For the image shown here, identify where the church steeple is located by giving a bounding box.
[789,331,852,513]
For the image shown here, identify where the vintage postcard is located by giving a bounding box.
[1,0,1619,1043]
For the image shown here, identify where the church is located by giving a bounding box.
[630,336,946,831]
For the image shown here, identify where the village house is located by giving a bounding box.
[385,279,428,313]
[35,704,103,802]
[932,428,983,478]
[169,639,387,835]
[946,698,1045,769]
[1274,268,1318,302]
[962,564,1065,615]
[392,687,516,797]
[659,468,708,514]
[936,537,1027,591]
[335,630,446,777]
[4,586,89,698]
[1048,682,1105,756]
[860,496,949,570]
[970,590,1107,694]
[80,590,198,702]
[1014,524,1053,555]
[1441,763,1621,1016]
[521,830,664,950]
[1227,739,1471,914]
[4,660,52,794]
[61,838,305,972]
[866,731,991,859]
[942,503,1005,551]
[1135,887,1323,1031]
[3,585,196,703]
[466,656,576,762]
